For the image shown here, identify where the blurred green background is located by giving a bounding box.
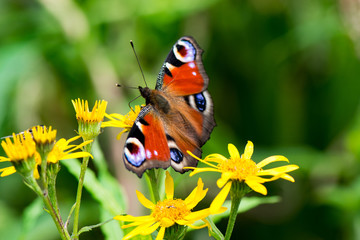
[1,0,360,239]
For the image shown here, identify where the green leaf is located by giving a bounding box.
[20,198,43,239]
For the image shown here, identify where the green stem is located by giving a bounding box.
[39,150,48,190]
[145,169,160,203]
[26,176,71,240]
[48,163,61,217]
[224,181,245,240]
[72,142,93,239]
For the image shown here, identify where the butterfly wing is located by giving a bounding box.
[158,36,215,145]
[157,36,215,170]
[123,105,171,177]
[156,36,209,95]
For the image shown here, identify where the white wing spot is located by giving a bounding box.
[146,149,152,159]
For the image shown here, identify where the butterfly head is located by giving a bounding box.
[139,86,151,99]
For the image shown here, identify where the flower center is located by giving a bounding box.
[151,199,190,227]
[219,156,259,180]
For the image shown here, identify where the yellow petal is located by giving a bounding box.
[187,222,208,229]
[204,153,228,163]
[185,178,207,209]
[0,157,10,162]
[217,172,233,188]
[280,173,295,182]
[188,167,222,177]
[246,175,271,183]
[65,139,93,152]
[123,221,158,240]
[182,209,211,223]
[66,135,81,144]
[0,166,16,177]
[256,155,289,168]
[116,129,127,140]
[155,226,166,240]
[210,181,232,213]
[58,152,93,161]
[165,171,174,200]
[33,168,40,179]
[228,143,240,159]
[245,179,267,195]
[120,217,155,228]
[136,190,155,209]
[141,222,161,235]
[114,214,152,222]
[257,165,299,176]
[186,151,203,161]
[243,141,254,159]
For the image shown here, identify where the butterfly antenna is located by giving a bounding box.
[115,84,141,112]
[128,95,142,112]
[116,83,139,90]
[130,40,147,88]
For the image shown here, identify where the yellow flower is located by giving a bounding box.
[31,125,57,146]
[0,132,38,178]
[72,98,108,140]
[114,171,226,240]
[187,141,299,210]
[1,132,36,162]
[102,105,141,139]
[72,98,107,123]
[47,135,93,164]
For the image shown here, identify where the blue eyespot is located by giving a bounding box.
[194,93,206,112]
[170,148,183,163]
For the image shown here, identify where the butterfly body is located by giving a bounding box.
[124,37,215,177]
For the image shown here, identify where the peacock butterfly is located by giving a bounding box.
[124,36,215,177]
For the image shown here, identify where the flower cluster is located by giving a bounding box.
[0,126,92,179]
[115,171,226,240]
[0,99,107,179]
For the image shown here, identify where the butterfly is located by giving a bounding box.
[124,36,215,177]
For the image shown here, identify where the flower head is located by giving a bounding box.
[187,141,299,209]
[47,135,93,164]
[31,125,57,146]
[1,132,36,162]
[72,98,107,123]
[72,98,107,140]
[101,105,141,139]
[114,171,225,240]
[0,132,37,178]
